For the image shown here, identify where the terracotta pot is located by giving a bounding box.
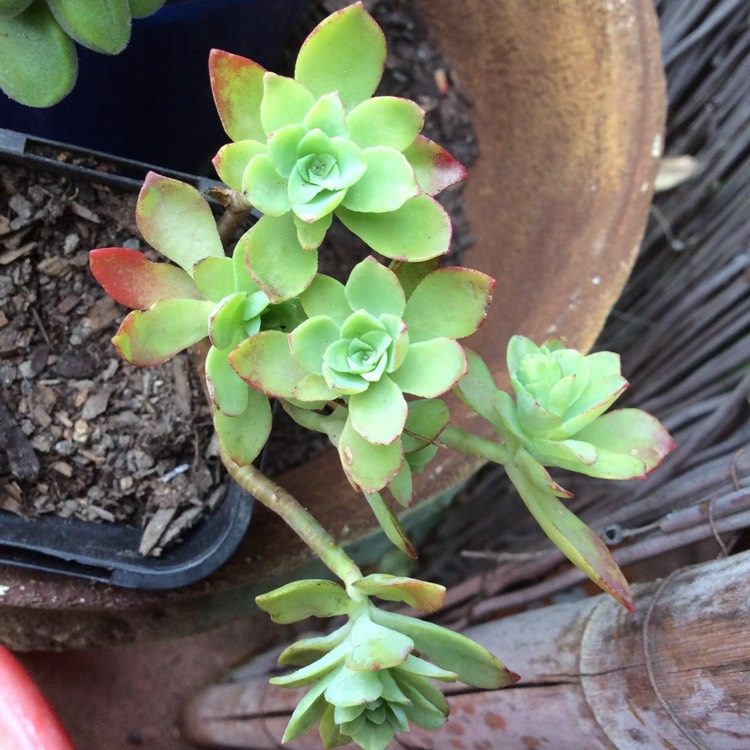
[0,0,665,649]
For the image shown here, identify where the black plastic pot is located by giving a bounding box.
[0,128,255,589]
[0,0,308,173]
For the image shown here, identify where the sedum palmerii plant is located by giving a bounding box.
[88,4,674,748]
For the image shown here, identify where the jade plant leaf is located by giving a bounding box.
[256,579,356,624]
[352,575,445,614]
[89,247,202,309]
[294,2,386,111]
[136,172,224,275]
[507,447,634,611]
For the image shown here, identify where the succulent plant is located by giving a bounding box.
[229,256,494,492]
[460,335,676,480]
[0,0,165,106]
[89,172,302,466]
[256,574,517,750]
[209,2,465,300]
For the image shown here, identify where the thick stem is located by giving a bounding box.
[219,444,363,588]
[437,426,510,465]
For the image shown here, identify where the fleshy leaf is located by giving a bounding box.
[300,274,350,323]
[212,388,272,466]
[273,643,350,691]
[207,293,246,350]
[404,268,494,342]
[112,299,213,366]
[529,437,599,471]
[290,316,341,375]
[136,173,224,275]
[261,71,315,135]
[349,376,407,445]
[571,408,676,479]
[205,345,249,416]
[353,575,445,613]
[212,140,266,193]
[337,195,451,261]
[0,0,77,107]
[371,609,518,689]
[346,96,424,151]
[388,460,413,506]
[243,154,293,216]
[404,399,450,449]
[209,49,266,142]
[229,330,307,398]
[554,375,629,437]
[89,248,201,309]
[281,668,338,742]
[294,2,386,111]
[278,623,352,667]
[256,579,355,624]
[347,617,413,672]
[454,349,502,427]
[390,338,466,398]
[325,666,384,706]
[192,256,234,303]
[303,91,347,137]
[507,448,634,611]
[240,213,317,301]
[363,491,416,558]
[340,147,419,213]
[345,257,405,318]
[340,417,403,493]
[402,135,467,196]
[294,213,332,250]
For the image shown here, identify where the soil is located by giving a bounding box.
[0,0,478,556]
[0,163,225,555]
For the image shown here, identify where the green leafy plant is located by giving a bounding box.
[87,4,674,748]
[0,0,165,106]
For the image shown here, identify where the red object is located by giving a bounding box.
[0,646,76,750]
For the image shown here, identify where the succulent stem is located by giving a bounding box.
[219,443,364,588]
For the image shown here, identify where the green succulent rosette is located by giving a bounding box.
[230,256,494,494]
[486,336,675,480]
[89,172,303,466]
[255,575,517,750]
[209,2,465,300]
[455,335,675,611]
